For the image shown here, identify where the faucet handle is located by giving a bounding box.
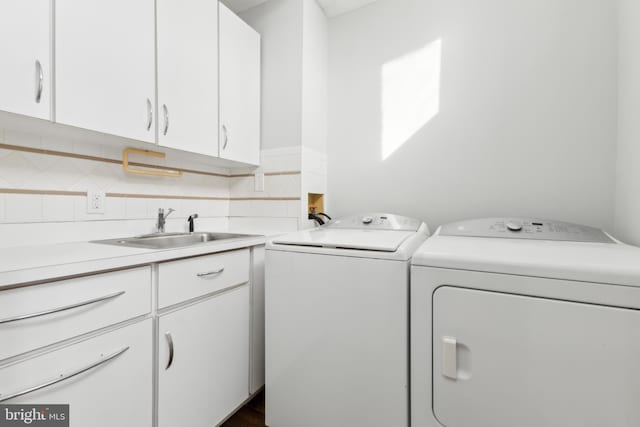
[187,213,199,233]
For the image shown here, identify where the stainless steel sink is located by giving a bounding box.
[92,232,254,250]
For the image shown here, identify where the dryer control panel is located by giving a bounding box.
[439,218,615,243]
[326,213,424,232]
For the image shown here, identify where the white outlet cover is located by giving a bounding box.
[87,190,106,214]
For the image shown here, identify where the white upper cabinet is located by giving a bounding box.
[55,0,156,143]
[156,0,219,157]
[219,3,261,165]
[0,0,51,120]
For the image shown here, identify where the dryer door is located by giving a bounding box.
[432,286,640,427]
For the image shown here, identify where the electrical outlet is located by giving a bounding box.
[87,190,106,214]
[255,173,265,192]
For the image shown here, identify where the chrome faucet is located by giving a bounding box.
[157,208,175,233]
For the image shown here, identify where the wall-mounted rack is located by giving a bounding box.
[122,148,183,178]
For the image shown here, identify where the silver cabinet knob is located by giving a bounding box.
[146,98,153,131]
[162,104,170,136]
[35,60,43,103]
[222,125,229,149]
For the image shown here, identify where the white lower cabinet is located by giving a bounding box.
[0,319,153,427]
[0,267,151,362]
[158,285,250,427]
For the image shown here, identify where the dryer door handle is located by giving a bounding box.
[442,336,458,380]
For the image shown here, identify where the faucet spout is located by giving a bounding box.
[157,208,176,233]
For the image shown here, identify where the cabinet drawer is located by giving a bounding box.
[0,267,151,361]
[0,319,152,427]
[158,249,249,308]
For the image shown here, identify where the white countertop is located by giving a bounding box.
[0,235,267,288]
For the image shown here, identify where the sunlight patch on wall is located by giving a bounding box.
[381,39,442,160]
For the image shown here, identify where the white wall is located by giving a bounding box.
[241,0,328,155]
[300,0,329,225]
[242,0,329,229]
[328,0,618,230]
[615,0,640,245]
[301,0,329,154]
[241,0,304,150]
[0,123,303,248]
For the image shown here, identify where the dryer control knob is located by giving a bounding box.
[362,216,374,225]
[507,221,523,232]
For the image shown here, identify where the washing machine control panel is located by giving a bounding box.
[326,213,424,231]
[439,218,615,243]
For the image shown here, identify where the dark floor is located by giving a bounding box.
[222,390,266,427]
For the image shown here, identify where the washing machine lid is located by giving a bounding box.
[272,229,416,253]
[269,214,429,259]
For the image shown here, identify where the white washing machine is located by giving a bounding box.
[265,213,429,427]
[410,218,640,427]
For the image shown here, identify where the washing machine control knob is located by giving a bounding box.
[507,221,523,232]
[362,216,374,225]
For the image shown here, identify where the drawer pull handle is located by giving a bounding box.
[165,332,174,370]
[0,291,126,325]
[0,346,130,403]
[197,268,225,278]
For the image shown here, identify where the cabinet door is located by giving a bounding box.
[0,0,51,120]
[433,287,640,427]
[156,0,218,156]
[219,4,261,165]
[158,286,250,427]
[55,0,156,142]
[0,319,153,427]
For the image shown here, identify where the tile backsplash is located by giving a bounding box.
[0,127,317,248]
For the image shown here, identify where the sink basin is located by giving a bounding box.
[93,232,254,250]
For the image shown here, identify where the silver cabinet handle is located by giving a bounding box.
[146,98,153,131]
[222,125,229,149]
[197,268,225,278]
[165,332,174,370]
[35,60,43,103]
[162,104,169,136]
[0,291,126,325]
[0,346,129,403]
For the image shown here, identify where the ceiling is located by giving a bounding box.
[221,0,379,17]
[220,0,269,14]
[316,0,378,17]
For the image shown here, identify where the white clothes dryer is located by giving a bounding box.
[411,218,640,427]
